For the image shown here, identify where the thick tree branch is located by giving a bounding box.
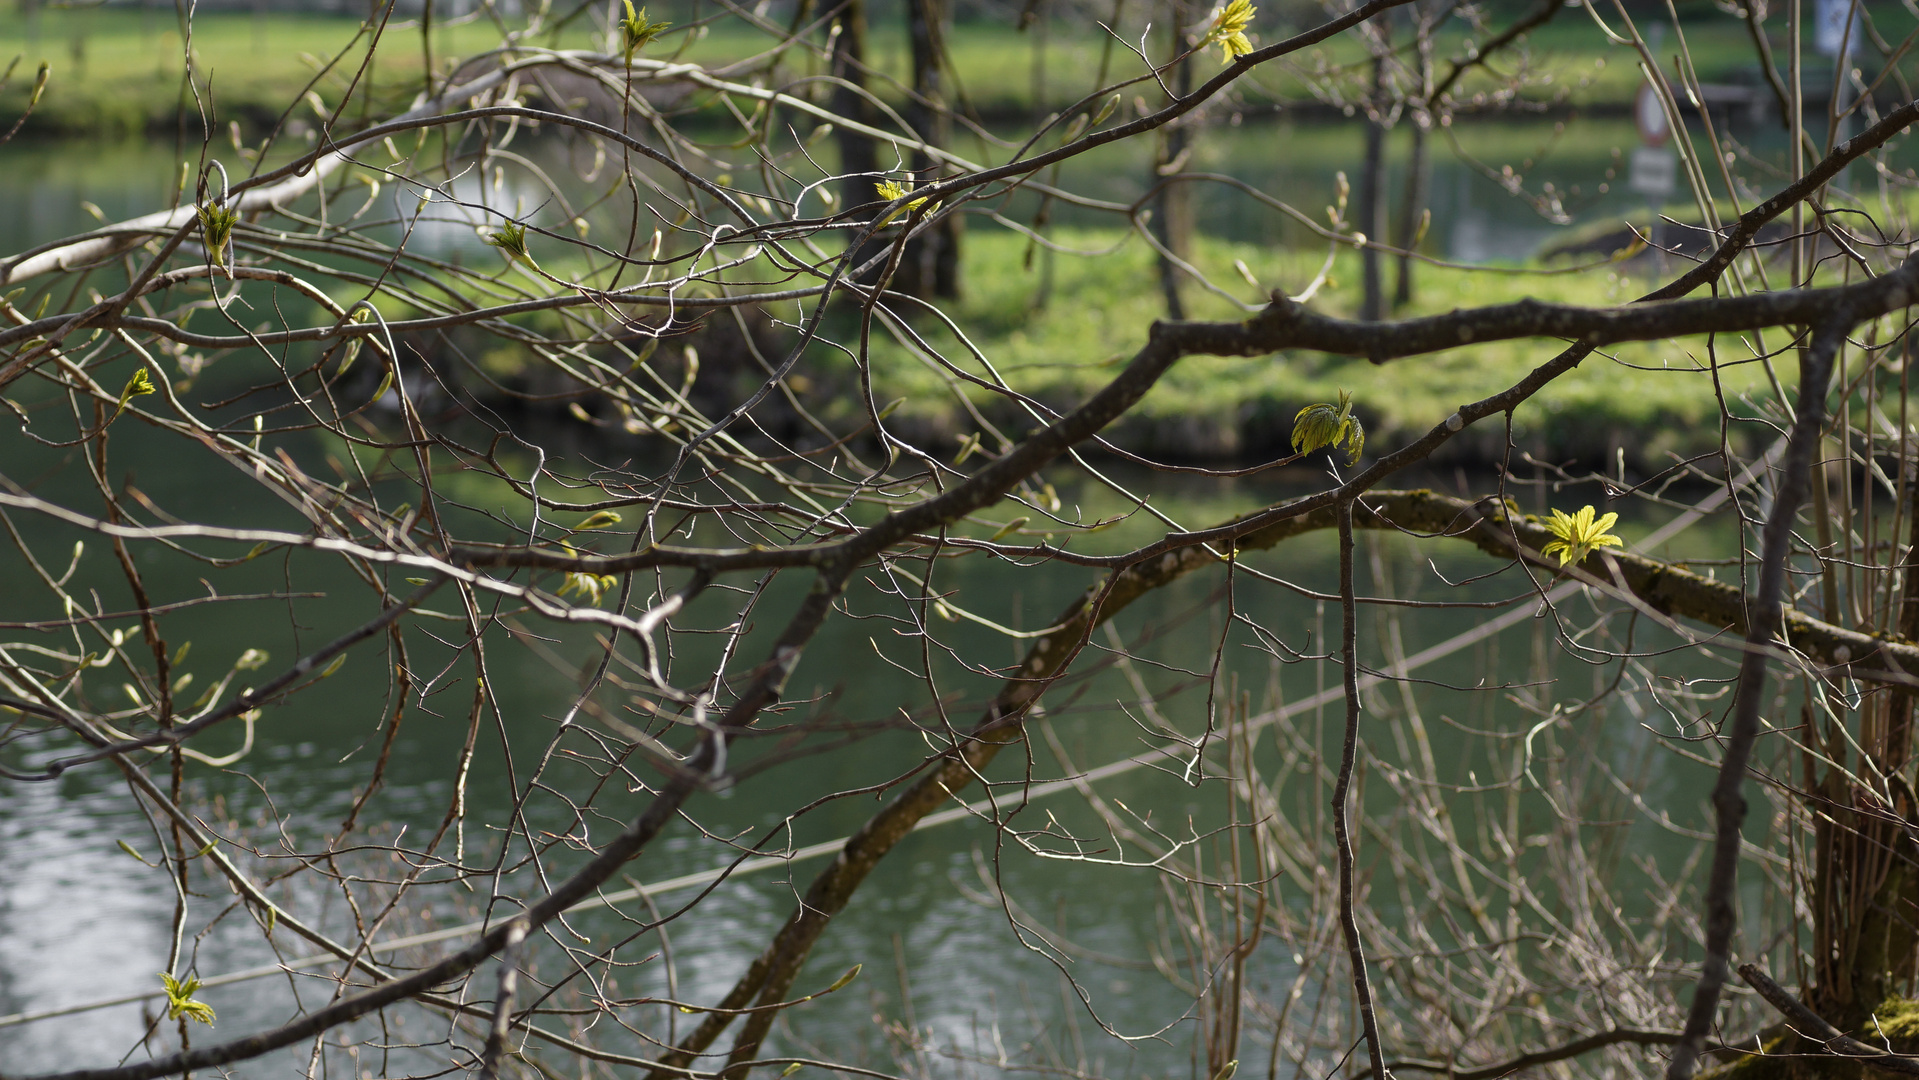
[1378,1027,1684,1080]
[1739,964,1919,1074]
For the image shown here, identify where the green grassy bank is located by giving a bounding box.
[0,2,1879,138]
[831,227,1779,468]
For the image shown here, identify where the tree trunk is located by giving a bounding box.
[895,0,962,299]
[830,0,878,219]
[1357,25,1390,322]
[1393,10,1433,309]
[1025,0,1058,311]
[1150,0,1193,320]
[1392,117,1429,309]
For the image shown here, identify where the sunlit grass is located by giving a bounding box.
[849,224,1783,465]
[0,8,591,135]
[7,3,1895,136]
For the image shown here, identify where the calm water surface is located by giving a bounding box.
[0,123,1752,1074]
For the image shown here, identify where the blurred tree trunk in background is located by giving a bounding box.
[831,0,879,219]
[1150,0,1193,320]
[896,0,962,299]
[1357,19,1390,322]
[1023,0,1059,311]
[1393,120,1428,308]
[1393,7,1434,309]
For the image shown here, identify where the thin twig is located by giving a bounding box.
[1335,496,1389,1079]
[1667,318,1851,1079]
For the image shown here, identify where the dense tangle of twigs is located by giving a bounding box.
[7,0,1919,1077]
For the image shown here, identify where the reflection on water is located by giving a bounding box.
[0,781,162,1060]
[0,115,1763,1074]
[0,114,1785,266]
[0,389,1739,1072]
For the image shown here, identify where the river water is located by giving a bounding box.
[0,111,1729,266]
[0,120,1756,1075]
[0,417,1739,1074]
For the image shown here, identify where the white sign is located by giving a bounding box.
[1816,0,1857,59]
[1629,146,1676,199]
[1635,83,1670,147]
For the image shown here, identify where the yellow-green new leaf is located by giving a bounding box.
[1291,389,1364,466]
[558,572,620,606]
[874,181,939,226]
[116,367,156,417]
[1204,0,1257,63]
[619,0,672,60]
[989,517,1030,542]
[484,221,532,265]
[196,202,241,268]
[160,972,216,1026]
[1540,505,1623,566]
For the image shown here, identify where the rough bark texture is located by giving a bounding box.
[1713,967,1919,1078]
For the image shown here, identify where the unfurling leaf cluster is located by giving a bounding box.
[485,220,533,265]
[115,367,156,418]
[874,180,940,226]
[1290,389,1364,466]
[1540,505,1623,566]
[619,1,671,61]
[559,571,621,606]
[197,201,241,268]
[1204,0,1257,63]
[160,972,216,1026]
